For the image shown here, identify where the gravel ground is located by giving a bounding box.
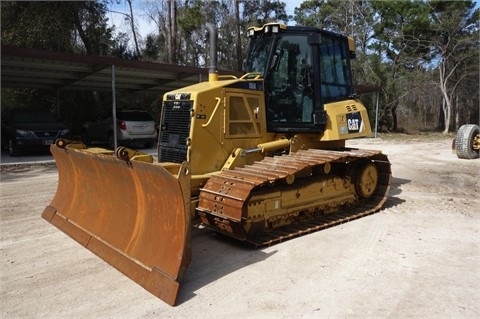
[1,136,479,318]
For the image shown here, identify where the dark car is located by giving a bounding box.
[1,109,71,156]
[81,110,157,149]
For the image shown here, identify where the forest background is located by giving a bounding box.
[1,0,479,134]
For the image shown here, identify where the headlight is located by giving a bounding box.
[16,129,36,139]
[60,129,70,136]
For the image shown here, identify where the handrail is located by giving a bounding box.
[240,72,263,80]
[218,75,238,80]
[202,97,222,128]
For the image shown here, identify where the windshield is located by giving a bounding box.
[244,35,274,75]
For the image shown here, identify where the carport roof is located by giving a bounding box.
[1,46,238,95]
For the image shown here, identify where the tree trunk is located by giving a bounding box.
[438,60,452,134]
[167,0,173,64]
[127,0,140,58]
[455,94,460,131]
[438,98,445,131]
[440,87,452,133]
[235,0,242,71]
[392,104,398,132]
[172,0,177,64]
[441,94,451,134]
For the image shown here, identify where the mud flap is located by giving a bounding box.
[42,144,191,306]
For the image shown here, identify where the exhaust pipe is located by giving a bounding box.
[205,23,218,82]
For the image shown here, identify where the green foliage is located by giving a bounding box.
[1,89,56,112]
[1,1,115,55]
[177,1,203,37]
[71,1,115,55]
[294,0,326,27]
[243,0,288,25]
[1,2,77,52]
[110,32,137,59]
[143,34,161,60]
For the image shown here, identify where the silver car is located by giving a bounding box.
[81,110,157,149]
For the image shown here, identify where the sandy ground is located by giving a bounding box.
[1,136,479,318]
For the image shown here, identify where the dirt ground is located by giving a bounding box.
[1,135,479,318]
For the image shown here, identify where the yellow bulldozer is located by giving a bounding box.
[42,23,392,306]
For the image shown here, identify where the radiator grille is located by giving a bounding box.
[159,100,192,163]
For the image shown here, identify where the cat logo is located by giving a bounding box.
[348,118,359,131]
[346,112,362,133]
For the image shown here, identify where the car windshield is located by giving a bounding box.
[12,110,58,123]
[117,111,153,121]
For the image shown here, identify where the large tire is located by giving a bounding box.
[455,124,480,159]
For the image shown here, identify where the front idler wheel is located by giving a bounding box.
[355,162,379,199]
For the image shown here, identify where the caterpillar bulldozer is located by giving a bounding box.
[42,23,392,306]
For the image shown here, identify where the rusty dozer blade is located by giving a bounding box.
[42,144,191,306]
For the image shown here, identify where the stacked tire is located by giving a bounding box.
[455,124,480,159]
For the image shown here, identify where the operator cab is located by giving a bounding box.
[244,23,356,133]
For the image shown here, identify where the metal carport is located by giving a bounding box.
[1,45,221,94]
[1,45,239,148]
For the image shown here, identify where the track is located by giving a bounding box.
[247,192,389,247]
[198,148,392,246]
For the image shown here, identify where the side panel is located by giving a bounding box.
[183,80,276,175]
[321,99,372,141]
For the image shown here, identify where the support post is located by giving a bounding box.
[112,65,118,150]
[374,90,380,138]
